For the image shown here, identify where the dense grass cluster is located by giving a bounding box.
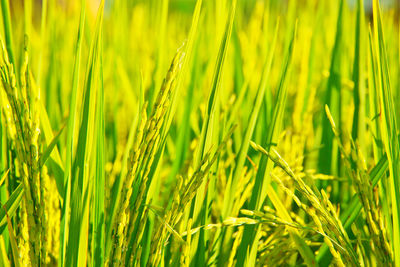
[0,0,400,266]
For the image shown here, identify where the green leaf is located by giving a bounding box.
[236,22,304,267]
[318,0,344,181]
[92,12,105,266]
[190,0,236,265]
[372,0,400,264]
[223,19,279,219]
[0,170,8,187]
[59,0,86,265]
[0,0,15,68]
[39,100,64,196]
[351,0,366,151]
[2,205,20,267]
[65,1,104,266]
[39,122,65,169]
[0,184,23,232]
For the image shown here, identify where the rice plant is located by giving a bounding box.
[0,0,400,266]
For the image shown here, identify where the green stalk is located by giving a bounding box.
[0,0,15,67]
[351,0,366,151]
[189,1,236,265]
[235,24,316,267]
[372,1,400,265]
[318,0,344,192]
[59,1,86,266]
[93,12,105,267]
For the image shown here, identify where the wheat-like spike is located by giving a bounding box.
[17,200,31,266]
[111,49,184,267]
[39,165,49,266]
[227,227,243,267]
[109,103,147,266]
[180,218,193,267]
[0,37,42,266]
[251,139,359,265]
[147,126,235,267]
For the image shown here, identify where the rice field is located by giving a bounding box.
[0,0,399,266]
